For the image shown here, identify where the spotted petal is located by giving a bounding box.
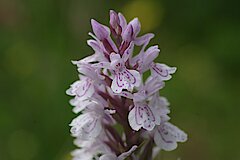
[70,98,93,114]
[66,79,94,101]
[128,103,161,131]
[154,122,187,151]
[151,63,177,81]
[111,69,141,93]
[70,112,102,140]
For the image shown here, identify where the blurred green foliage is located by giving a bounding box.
[0,0,239,160]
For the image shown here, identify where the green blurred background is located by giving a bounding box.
[0,0,239,160]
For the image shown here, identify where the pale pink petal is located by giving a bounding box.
[111,73,126,93]
[70,113,102,140]
[154,122,187,151]
[127,70,141,88]
[134,33,154,46]
[122,24,133,42]
[128,105,142,131]
[128,103,160,131]
[70,98,92,114]
[66,79,94,101]
[129,18,141,37]
[118,13,127,33]
[91,19,110,40]
[151,63,177,81]
[122,42,134,62]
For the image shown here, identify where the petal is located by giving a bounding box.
[134,33,154,46]
[144,45,160,64]
[154,128,177,151]
[118,12,127,32]
[70,98,93,114]
[151,63,177,81]
[71,149,93,160]
[111,73,126,93]
[91,19,110,40]
[127,69,141,88]
[70,113,102,140]
[109,10,119,29]
[164,122,188,142]
[129,18,141,38]
[128,105,142,131]
[122,42,134,62]
[87,39,102,53]
[141,105,161,131]
[144,76,165,96]
[154,122,187,151]
[122,24,133,42]
[128,103,160,131]
[66,80,94,100]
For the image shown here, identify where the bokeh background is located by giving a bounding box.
[0,0,239,160]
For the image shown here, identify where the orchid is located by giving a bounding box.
[66,10,187,160]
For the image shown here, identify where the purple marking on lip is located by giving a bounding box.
[152,64,169,77]
[135,104,155,126]
[135,105,143,125]
[77,79,92,97]
[125,70,136,84]
[116,74,124,87]
[158,127,174,144]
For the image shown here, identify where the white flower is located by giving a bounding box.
[69,111,102,140]
[150,63,177,81]
[128,102,161,131]
[154,122,187,151]
[93,52,141,93]
[66,77,94,101]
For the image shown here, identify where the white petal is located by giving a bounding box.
[70,98,92,114]
[151,63,177,81]
[66,79,94,101]
[154,122,187,151]
[127,70,141,88]
[128,106,142,131]
[128,103,160,131]
[122,42,134,62]
[111,73,126,93]
[70,113,102,140]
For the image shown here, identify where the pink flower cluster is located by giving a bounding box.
[66,10,187,160]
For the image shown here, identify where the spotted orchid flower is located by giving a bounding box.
[93,51,141,93]
[127,77,164,131]
[69,111,103,140]
[66,77,94,101]
[128,102,161,131]
[67,10,187,160]
[154,122,188,151]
